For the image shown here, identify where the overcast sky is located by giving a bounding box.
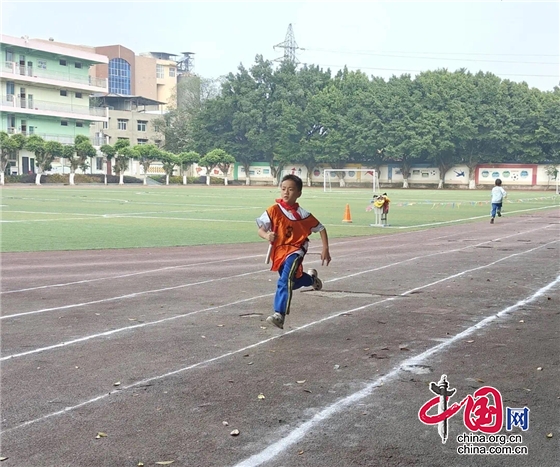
[2,1,558,91]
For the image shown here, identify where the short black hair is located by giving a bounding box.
[495,178,502,186]
[282,174,303,192]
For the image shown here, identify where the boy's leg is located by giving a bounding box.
[497,203,502,217]
[267,254,304,329]
[273,253,304,316]
[490,203,497,223]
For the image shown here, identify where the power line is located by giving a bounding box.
[304,48,559,65]
[307,62,559,79]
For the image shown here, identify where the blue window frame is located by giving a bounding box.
[108,58,131,94]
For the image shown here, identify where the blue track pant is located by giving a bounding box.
[491,202,502,218]
[274,253,314,315]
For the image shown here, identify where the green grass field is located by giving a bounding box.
[1,184,558,252]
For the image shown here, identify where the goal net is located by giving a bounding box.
[323,169,379,193]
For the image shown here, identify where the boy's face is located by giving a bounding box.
[280,179,302,205]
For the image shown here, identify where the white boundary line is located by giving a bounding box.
[1,244,558,434]
[0,228,460,294]
[1,255,265,294]
[2,238,557,362]
[372,205,558,229]
[1,224,552,321]
[231,275,560,467]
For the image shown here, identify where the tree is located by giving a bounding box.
[132,144,161,185]
[153,76,222,154]
[177,151,200,185]
[0,132,26,185]
[44,141,65,179]
[68,135,96,185]
[382,75,425,188]
[113,139,133,185]
[198,150,224,185]
[160,151,177,185]
[152,109,192,154]
[99,143,116,185]
[25,135,52,185]
[213,149,236,185]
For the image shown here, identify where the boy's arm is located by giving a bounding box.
[258,226,275,243]
[319,228,331,266]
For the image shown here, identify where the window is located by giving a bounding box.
[74,62,82,69]
[156,64,164,79]
[117,119,128,130]
[137,139,148,145]
[108,58,131,94]
[59,59,67,66]
[7,114,16,130]
[169,67,176,78]
[37,60,47,69]
[96,157,103,170]
[61,120,68,126]
[6,81,15,98]
[117,137,129,141]
[6,49,14,62]
[75,92,83,99]
[76,122,83,128]
[60,90,67,97]
[103,121,108,129]
[137,120,147,131]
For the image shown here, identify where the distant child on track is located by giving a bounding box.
[256,174,331,329]
[490,178,507,224]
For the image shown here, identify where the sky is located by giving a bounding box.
[1,0,559,91]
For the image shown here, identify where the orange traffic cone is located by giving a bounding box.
[342,203,353,223]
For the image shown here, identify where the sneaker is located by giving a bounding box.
[308,268,322,291]
[490,218,494,224]
[266,312,285,329]
[497,210,502,217]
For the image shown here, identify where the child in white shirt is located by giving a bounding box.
[490,178,507,224]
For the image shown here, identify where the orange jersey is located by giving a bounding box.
[264,204,321,272]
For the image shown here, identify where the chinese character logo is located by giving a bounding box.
[419,374,511,443]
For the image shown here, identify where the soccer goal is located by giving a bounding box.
[323,169,379,193]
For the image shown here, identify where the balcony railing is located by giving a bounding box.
[6,128,107,146]
[2,94,107,118]
[2,61,107,89]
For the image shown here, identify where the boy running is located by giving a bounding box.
[256,174,331,329]
[490,178,507,224]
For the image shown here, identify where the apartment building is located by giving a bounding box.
[0,34,108,174]
[90,46,178,112]
[90,93,164,146]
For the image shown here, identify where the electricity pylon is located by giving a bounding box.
[274,23,303,65]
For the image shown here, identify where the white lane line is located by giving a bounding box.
[0,293,272,362]
[382,205,558,229]
[0,224,554,320]
[0,269,262,321]
[1,255,265,294]
[2,246,558,436]
[1,229,431,294]
[0,218,97,224]
[231,275,560,467]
